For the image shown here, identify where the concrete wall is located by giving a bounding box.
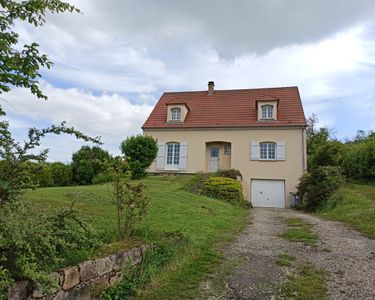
[144,127,306,207]
[7,245,150,300]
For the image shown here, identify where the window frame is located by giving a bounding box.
[261,105,273,119]
[166,142,180,167]
[224,144,231,155]
[170,108,181,121]
[259,142,276,160]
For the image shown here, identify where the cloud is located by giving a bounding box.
[3,1,375,161]
[3,83,153,161]
[42,0,375,56]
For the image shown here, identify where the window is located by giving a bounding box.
[171,108,181,121]
[210,147,219,157]
[261,105,273,119]
[260,142,276,160]
[224,144,231,155]
[166,143,180,165]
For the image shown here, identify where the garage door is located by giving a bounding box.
[251,179,285,208]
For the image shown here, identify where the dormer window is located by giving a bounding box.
[261,105,273,119]
[171,108,181,121]
[257,99,278,121]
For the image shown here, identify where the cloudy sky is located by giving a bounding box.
[3,0,375,161]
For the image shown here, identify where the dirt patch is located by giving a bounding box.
[199,208,375,299]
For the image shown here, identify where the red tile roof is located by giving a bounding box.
[142,86,306,129]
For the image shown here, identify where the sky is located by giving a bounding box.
[2,0,375,162]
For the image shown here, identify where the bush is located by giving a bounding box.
[92,172,113,184]
[297,166,345,211]
[214,169,242,180]
[310,141,343,168]
[342,135,375,180]
[0,201,98,296]
[184,172,211,194]
[49,162,73,186]
[202,177,245,204]
[71,146,112,185]
[120,135,158,180]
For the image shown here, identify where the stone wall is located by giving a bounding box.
[8,244,150,300]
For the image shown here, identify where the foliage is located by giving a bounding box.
[341,134,375,179]
[0,201,98,296]
[306,114,374,181]
[297,166,345,211]
[186,170,243,195]
[120,135,158,179]
[309,141,343,168]
[92,171,113,185]
[0,0,79,100]
[214,169,242,180]
[202,177,245,204]
[71,146,111,185]
[306,114,330,168]
[49,162,73,186]
[111,158,149,239]
[317,184,375,238]
[184,172,211,194]
[0,107,100,205]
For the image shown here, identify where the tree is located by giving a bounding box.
[306,114,330,155]
[71,146,112,185]
[309,140,343,168]
[0,0,79,100]
[0,2,102,295]
[120,135,158,179]
[306,114,331,169]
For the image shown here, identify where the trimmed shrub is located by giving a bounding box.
[202,177,245,204]
[214,169,242,180]
[297,166,345,211]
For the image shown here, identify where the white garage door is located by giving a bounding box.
[251,179,285,208]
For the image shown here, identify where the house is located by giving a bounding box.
[142,82,307,208]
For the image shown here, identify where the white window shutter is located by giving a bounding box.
[250,141,260,160]
[156,143,166,170]
[179,141,188,170]
[277,141,286,160]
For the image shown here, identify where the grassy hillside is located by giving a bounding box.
[317,183,375,239]
[21,175,249,299]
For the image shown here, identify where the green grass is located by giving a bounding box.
[274,253,296,267]
[279,218,318,245]
[317,183,375,238]
[21,175,249,299]
[279,262,327,300]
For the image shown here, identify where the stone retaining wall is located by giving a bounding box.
[8,244,150,300]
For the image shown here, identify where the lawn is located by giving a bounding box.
[21,175,249,299]
[317,183,375,239]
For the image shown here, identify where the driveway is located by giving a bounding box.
[201,208,375,300]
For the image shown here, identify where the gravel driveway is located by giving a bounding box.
[202,208,375,300]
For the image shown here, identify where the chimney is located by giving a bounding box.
[208,81,215,95]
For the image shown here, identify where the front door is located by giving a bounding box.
[209,146,219,172]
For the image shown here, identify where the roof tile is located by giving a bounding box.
[142,86,306,129]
